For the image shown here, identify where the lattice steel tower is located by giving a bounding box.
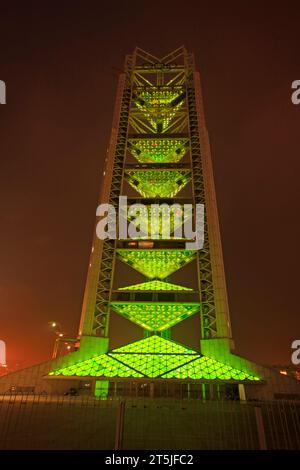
[50,48,260,395]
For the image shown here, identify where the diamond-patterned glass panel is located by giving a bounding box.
[125,170,190,198]
[134,88,185,132]
[118,280,192,291]
[128,138,189,163]
[117,250,196,279]
[111,335,196,355]
[121,203,192,238]
[49,336,260,381]
[111,302,200,331]
[161,356,260,381]
[49,354,143,378]
[110,353,195,378]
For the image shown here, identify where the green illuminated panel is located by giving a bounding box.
[161,356,260,381]
[49,336,260,381]
[136,89,182,106]
[49,353,143,378]
[110,352,195,378]
[117,250,197,279]
[118,280,192,291]
[134,88,185,132]
[111,302,200,331]
[122,204,192,238]
[125,170,190,198]
[111,335,196,354]
[128,138,189,163]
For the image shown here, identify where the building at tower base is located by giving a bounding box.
[0,342,299,401]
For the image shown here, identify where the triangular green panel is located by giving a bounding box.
[117,249,197,279]
[125,170,190,198]
[121,203,192,238]
[134,88,185,133]
[109,352,196,378]
[136,89,183,106]
[49,353,143,378]
[111,302,200,331]
[111,335,197,355]
[118,280,192,291]
[128,138,189,164]
[49,336,260,381]
[161,356,260,381]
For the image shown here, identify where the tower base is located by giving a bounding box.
[1,338,299,402]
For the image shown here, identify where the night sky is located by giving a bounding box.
[1,1,300,368]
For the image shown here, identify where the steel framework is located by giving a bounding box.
[51,47,261,386]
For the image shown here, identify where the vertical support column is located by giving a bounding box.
[186,81,218,339]
[254,406,267,450]
[150,382,154,398]
[238,384,246,401]
[115,400,126,450]
[78,67,133,353]
[193,71,232,342]
[78,74,127,339]
[202,383,206,401]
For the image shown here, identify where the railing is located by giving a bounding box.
[0,394,299,450]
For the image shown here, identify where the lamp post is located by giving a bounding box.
[48,322,78,359]
[49,321,65,359]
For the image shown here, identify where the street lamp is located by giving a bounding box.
[48,321,63,334]
[48,321,65,358]
[48,321,78,358]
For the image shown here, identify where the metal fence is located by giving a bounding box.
[0,394,299,450]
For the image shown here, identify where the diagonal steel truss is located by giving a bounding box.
[80,47,231,344]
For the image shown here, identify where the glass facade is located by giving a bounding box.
[50,336,260,381]
[49,49,261,388]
